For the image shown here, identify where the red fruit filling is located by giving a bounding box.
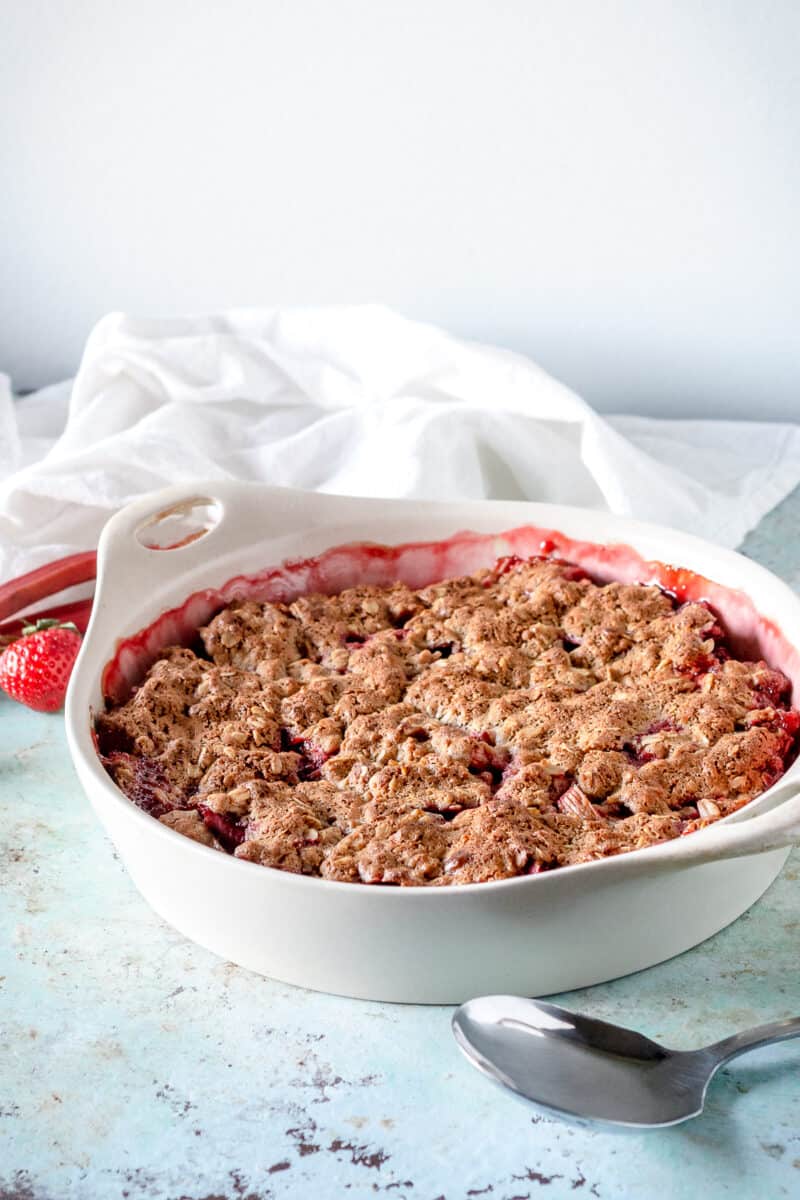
[467,739,509,791]
[280,729,332,781]
[525,858,554,875]
[778,709,800,737]
[677,652,718,680]
[96,724,134,757]
[102,752,178,820]
[558,564,590,582]
[489,554,525,579]
[593,799,634,820]
[196,805,246,850]
[390,609,417,628]
[549,773,576,802]
[753,669,792,708]
[623,720,678,766]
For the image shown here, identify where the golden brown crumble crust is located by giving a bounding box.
[96,557,799,885]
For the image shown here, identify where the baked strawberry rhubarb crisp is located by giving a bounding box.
[95,556,799,885]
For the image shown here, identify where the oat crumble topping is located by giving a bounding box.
[95,555,800,885]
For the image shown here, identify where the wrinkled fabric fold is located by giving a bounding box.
[2,305,800,581]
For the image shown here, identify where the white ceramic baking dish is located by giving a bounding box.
[66,482,800,1003]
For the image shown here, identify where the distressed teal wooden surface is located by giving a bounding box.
[3,493,800,1200]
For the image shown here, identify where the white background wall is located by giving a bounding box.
[2,0,799,417]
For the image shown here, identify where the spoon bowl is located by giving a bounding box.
[452,995,800,1128]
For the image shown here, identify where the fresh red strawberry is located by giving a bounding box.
[0,619,82,712]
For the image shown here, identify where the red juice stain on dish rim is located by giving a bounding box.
[100,524,800,705]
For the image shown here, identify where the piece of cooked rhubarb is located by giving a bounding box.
[0,551,97,623]
[0,597,94,647]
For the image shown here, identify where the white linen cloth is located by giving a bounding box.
[2,305,800,583]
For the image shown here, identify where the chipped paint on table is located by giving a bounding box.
[3,490,800,1200]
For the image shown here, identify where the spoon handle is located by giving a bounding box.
[707,1017,800,1066]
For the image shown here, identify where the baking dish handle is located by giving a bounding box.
[89,480,325,608]
[626,783,800,875]
[72,481,291,670]
[95,482,255,579]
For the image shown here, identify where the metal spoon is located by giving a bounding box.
[452,995,800,1128]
